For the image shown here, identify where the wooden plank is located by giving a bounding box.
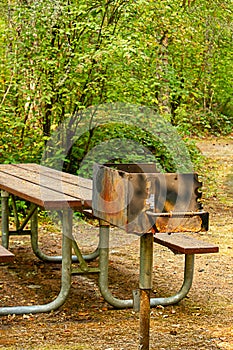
[0,245,14,263]
[15,164,92,189]
[0,171,89,209]
[0,164,92,191]
[0,164,92,209]
[154,233,219,254]
[0,169,92,203]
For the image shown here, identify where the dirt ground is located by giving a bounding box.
[0,137,232,350]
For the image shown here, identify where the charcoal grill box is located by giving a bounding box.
[92,163,208,234]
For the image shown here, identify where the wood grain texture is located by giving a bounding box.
[0,164,92,209]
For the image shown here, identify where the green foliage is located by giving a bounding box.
[174,107,233,136]
[62,122,201,178]
[41,104,198,176]
[0,0,232,166]
[0,115,45,164]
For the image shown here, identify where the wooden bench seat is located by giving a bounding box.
[154,233,219,255]
[0,245,14,263]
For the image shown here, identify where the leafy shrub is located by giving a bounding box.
[174,106,233,136]
[63,122,202,178]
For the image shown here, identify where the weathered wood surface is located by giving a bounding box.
[154,233,219,254]
[0,164,92,209]
[0,245,14,263]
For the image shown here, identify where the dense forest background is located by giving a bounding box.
[0,0,232,171]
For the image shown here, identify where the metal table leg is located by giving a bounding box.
[1,190,9,249]
[150,254,195,307]
[98,220,133,308]
[98,223,194,311]
[30,206,99,263]
[0,209,73,315]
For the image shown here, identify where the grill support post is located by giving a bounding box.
[139,232,154,350]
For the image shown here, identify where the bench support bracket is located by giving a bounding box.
[98,224,195,309]
[0,209,73,315]
[0,197,99,263]
[30,206,100,264]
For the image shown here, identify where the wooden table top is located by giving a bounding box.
[0,164,92,210]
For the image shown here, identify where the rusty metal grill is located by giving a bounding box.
[93,163,208,234]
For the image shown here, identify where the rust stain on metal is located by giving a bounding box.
[100,172,122,214]
[93,163,208,234]
[139,289,151,350]
[155,216,202,233]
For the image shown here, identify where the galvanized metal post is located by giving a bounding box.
[139,232,154,350]
[98,220,134,308]
[1,190,9,248]
[150,254,195,307]
[31,206,99,264]
[0,208,73,315]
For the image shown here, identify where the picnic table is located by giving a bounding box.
[0,163,95,314]
[0,163,219,349]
